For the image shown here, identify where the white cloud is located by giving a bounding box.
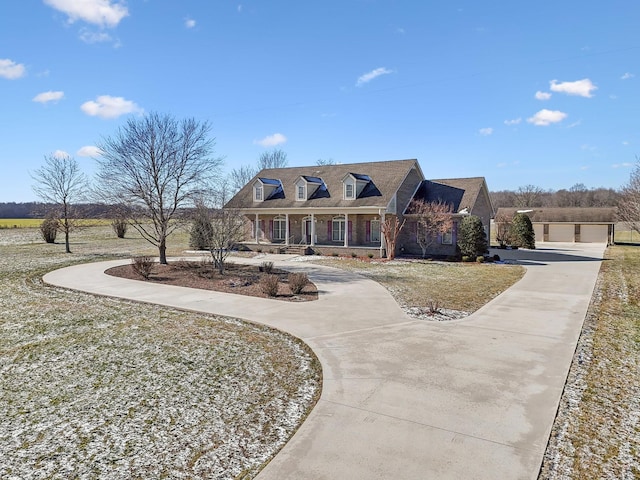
[53,150,70,159]
[612,162,633,168]
[255,133,287,147]
[535,91,551,100]
[77,145,103,157]
[185,18,196,28]
[33,90,65,103]
[479,127,493,136]
[237,4,243,13]
[44,0,128,28]
[621,72,634,80]
[504,118,521,126]
[549,78,597,98]
[622,141,629,146]
[80,95,143,119]
[356,67,393,87]
[527,109,568,126]
[79,28,112,43]
[0,58,26,79]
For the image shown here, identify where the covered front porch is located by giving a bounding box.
[241,209,390,257]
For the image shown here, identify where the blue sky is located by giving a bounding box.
[1,1,638,202]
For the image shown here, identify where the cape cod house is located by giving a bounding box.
[224,159,493,258]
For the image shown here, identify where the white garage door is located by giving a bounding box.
[549,224,575,242]
[533,224,544,243]
[580,224,608,243]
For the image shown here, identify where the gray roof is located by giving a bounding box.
[410,177,488,214]
[495,207,617,223]
[225,159,420,210]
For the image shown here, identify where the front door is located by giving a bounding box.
[303,219,312,244]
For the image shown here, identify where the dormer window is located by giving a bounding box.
[342,173,372,200]
[297,185,306,200]
[253,177,282,202]
[295,175,326,201]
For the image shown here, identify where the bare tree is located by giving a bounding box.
[409,199,453,257]
[381,216,405,260]
[514,184,545,208]
[230,164,257,193]
[493,211,513,247]
[31,154,88,253]
[316,158,336,166]
[190,204,247,274]
[618,159,640,234]
[258,149,288,170]
[95,112,222,264]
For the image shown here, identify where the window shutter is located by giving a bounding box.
[260,220,265,239]
[269,220,274,238]
[366,221,371,242]
[327,221,332,238]
[452,221,458,244]
[348,221,353,241]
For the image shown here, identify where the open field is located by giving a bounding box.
[0,226,320,479]
[541,245,640,479]
[0,218,111,229]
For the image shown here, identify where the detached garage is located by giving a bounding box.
[495,207,616,244]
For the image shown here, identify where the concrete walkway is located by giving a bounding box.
[43,242,607,480]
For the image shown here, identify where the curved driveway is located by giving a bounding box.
[43,242,606,480]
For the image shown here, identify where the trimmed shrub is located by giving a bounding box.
[111,218,127,238]
[189,214,213,250]
[493,254,501,262]
[457,215,488,257]
[260,274,279,297]
[510,213,536,249]
[427,299,442,315]
[260,261,274,274]
[461,255,472,262]
[288,272,309,294]
[351,252,357,258]
[131,255,155,280]
[40,218,58,244]
[476,255,485,263]
[367,253,374,259]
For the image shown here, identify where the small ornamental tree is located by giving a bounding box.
[380,216,405,260]
[510,213,536,249]
[494,212,513,247]
[457,215,488,258]
[409,199,453,257]
[207,208,247,274]
[40,217,58,243]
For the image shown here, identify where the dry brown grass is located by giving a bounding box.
[311,257,525,313]
[541,245,640,479]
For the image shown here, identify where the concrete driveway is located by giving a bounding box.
[43,242,606,479]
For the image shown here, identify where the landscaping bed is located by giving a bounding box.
[106,259,318,301]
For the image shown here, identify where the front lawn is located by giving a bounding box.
[0,227,321,479]
[311,257,525,315]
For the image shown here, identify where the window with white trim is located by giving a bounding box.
[332,216,345,242]
[254,185,263,201]
[297,185,305,200]
[345,183,354,199]
[273,216,286,240]
[442,228,453,245]
[370,219,381,242]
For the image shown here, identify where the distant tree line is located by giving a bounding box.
[490,183,620,209]
[0,202,113,219]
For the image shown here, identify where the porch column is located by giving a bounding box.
[255,213,259,243]
[285,213,290,246]
[344,212,349,247]
[310,213,316,246]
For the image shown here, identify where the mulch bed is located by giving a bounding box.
[106,260,318,302]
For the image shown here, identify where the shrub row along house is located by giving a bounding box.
[224,159,493,258]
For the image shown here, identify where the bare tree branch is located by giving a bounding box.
[94,112,223,264]
[31,154,88,253]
